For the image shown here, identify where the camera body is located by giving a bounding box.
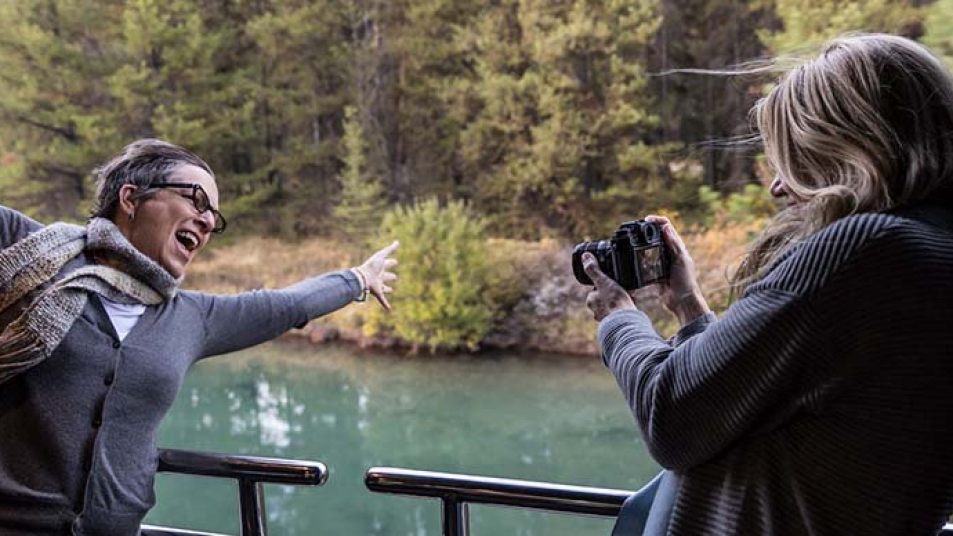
[572,220,669,290]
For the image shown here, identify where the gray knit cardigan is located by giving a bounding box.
[599,205,953,536]
[0,206,363,535]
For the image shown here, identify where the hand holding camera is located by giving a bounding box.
[572,219,670,290]
[579,216,711,325]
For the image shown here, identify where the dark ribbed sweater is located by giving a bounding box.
[599,206,953,536]
[0,206,362,535]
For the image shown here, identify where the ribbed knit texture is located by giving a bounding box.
[599,206,953,536]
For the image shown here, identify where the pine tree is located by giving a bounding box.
[759,0,924,53]
[448,0,679,238]
[332,106,387,244]
[346,0,479,207]
[0,0,124,219]
[242,0,354,235]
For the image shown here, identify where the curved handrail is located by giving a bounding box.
[366,466,630,516]
[154,448,329,536]
[157,448,328,486]
[366,466,632,536]
[140,525,231,536]
[366,466,953,536]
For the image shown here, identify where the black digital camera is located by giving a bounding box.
[571,220,669,290]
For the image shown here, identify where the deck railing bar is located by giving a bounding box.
[366,467,953,536]
[237,479,268,536]
[441,496,469,536]
[153,448,329,536]
[365,465,632,534]
[140,525,231,536]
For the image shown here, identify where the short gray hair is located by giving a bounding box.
[91,139,214,221]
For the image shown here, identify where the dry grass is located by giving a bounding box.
[184,237,356,294]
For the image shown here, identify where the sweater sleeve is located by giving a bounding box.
[598,214,899,471]
[0,205,42,249]
[599,289,824,470]
[192,269,363,357]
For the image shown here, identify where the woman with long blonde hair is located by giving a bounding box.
[585,34,953,535]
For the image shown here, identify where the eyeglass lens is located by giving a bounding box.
[190,186,227,233]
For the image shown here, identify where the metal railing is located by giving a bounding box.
[365,466,632,536]
[366,466,953,536]
[140,526,231,536]
[142,453,953,536]
[144,448,329,536]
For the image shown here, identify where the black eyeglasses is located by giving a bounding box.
[149,182,227,233]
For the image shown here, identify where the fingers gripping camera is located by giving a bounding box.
[571,220,670,290]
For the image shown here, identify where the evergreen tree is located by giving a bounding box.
[332,106,387,243]
[650,0,778,192]
[347,0,478,206]
[243,0,353,235]
[759,0,924,53]
[449,0,683,238]
[0,0,124,219]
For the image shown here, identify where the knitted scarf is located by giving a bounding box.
[0,217,180,384]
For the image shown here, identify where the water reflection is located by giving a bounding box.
[146,340,660,535]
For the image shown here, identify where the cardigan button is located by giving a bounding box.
[112,340,120,349]
[92,416,102,428]
[104,372,115,386]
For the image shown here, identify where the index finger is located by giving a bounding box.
[581,253,616,289]
[376,240,400,258]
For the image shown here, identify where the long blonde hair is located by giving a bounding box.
[732,34,953,294]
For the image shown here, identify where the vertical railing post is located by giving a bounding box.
[238,478,268,536]
[441,496,469,536]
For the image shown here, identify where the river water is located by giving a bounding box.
[143,339,661,535]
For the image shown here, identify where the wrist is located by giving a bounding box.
[672,288,710,326]
[350,267,369,302]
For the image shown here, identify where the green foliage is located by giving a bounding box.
[366,199,494,353]
[923,0,953,70]
[332,106,387,244]
[0,0,124,219]
[0,0,932,248]
[759,0,924,53]
[699,183,776,227]
[447,0,682,238]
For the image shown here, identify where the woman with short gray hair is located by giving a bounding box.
[0,138,398,535]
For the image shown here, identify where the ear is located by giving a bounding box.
[117,184,139,221]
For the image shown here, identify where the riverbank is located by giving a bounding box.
[184,223,759,356]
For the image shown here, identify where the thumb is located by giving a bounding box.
[582,253,614,289]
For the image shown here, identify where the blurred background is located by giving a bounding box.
[2,0,951,354]
[2,1,952,532]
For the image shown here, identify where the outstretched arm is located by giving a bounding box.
[195,241,399,357]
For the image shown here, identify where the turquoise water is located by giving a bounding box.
[144,339,660,535]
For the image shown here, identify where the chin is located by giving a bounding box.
[163,262,186,279]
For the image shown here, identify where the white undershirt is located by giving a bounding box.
[99,297,147,341]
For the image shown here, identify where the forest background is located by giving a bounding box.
[1,0,951,354]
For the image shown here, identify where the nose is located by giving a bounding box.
[195,210,215,233]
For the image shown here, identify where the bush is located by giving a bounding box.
[364,199,494,353]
